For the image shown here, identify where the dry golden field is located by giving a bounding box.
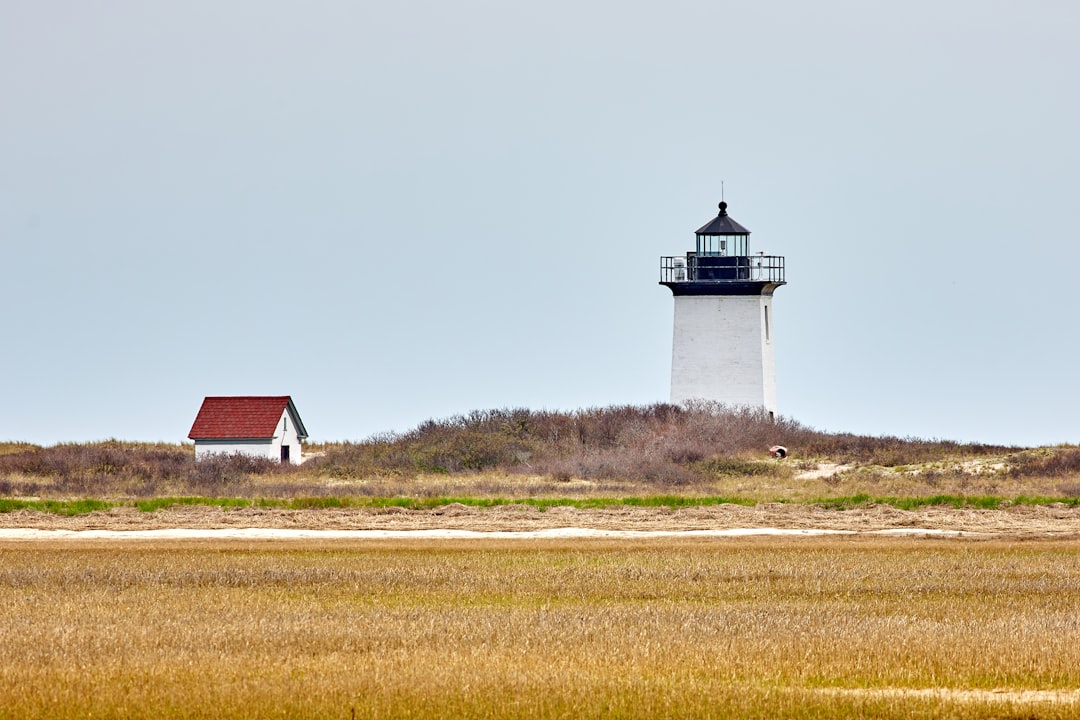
[3,537,1080,719]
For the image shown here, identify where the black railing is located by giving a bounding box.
[660,253,785,284]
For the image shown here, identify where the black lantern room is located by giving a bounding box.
[695,201,750,256]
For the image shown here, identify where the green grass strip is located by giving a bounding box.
[1013,495,1080,508]
[0,499,117,515]
[134,497,253,512]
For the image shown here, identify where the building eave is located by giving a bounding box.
[284,398,309,440]
[660,281,785,296]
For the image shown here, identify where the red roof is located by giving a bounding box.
[188,396,306,440]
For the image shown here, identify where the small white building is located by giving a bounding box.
[188,396,308,464]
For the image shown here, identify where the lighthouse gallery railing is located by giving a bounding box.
[660,253,785,284]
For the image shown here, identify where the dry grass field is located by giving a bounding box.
[3,537,1080,719]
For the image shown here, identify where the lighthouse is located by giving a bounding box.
[660,201,787,418]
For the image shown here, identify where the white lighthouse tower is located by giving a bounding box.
[660,200,787,418]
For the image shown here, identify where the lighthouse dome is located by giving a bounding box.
[695,201,751,235]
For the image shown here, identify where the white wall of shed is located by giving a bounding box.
[194,439,278,461]
[276,409,303,464]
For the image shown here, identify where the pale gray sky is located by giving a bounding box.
[2,0,1078,447]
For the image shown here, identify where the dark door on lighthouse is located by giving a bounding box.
[280,445,290,463]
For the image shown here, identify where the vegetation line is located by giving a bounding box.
[2,495,1079,516]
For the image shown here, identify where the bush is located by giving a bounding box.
[312,403,1015,485]
[0,442,301,497]
[1006,448,1080,479]
[0,405,1023,495]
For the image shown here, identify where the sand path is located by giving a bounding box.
[2,503,1079,538]
[0,527,973,541]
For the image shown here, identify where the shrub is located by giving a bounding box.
[0,442,302,497]
[0,405,1024,495]
[699,456,784,477]
[309,403,1014,485]
[1007,448,1080,479]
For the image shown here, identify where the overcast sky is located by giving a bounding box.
[2,0,1078,448]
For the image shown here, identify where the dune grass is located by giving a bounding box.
[8,404,1070,504]
[2,537,1080,719]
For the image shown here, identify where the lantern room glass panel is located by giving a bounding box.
[696,233,747,257]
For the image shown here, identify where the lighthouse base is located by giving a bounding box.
[670,294,777,415]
